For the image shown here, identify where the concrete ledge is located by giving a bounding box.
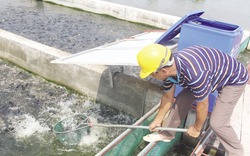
[0,29,162,118]
[44,0,180,30]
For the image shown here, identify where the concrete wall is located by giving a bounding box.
[0,29,163,118]
[44,0,180,30]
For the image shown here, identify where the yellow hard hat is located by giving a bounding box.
[137,44,172,78]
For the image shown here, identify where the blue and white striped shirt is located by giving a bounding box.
[163,46,249,102]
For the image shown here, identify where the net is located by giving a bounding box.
[53,114,90,145]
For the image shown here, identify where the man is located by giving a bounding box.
[137,44,248,156]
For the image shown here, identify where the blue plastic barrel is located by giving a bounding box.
[178,17,243,58]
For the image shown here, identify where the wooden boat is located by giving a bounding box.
[96,103,185,156]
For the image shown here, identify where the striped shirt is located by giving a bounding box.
[163,46,249,102]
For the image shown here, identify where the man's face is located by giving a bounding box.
[150,68,168,81]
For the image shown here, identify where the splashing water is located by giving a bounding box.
[79,125,101,146]
[12,114,50,138]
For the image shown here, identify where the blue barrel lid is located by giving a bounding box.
[155,10,204,45]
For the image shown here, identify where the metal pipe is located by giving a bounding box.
[96,103,160,156]
[91,123,188,132]
[137,142,157,156]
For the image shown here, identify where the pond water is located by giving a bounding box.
[0,0,153,54]
[0,59,137,156]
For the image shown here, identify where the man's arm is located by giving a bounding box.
[149,85,175,131]
[187,96,209,137]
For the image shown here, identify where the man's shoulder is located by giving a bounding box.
[178,45,213,52]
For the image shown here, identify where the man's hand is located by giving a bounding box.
[187,97,208,138]
[149,87,175,132]
[187,124,201,138]
[149,120,162,132]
